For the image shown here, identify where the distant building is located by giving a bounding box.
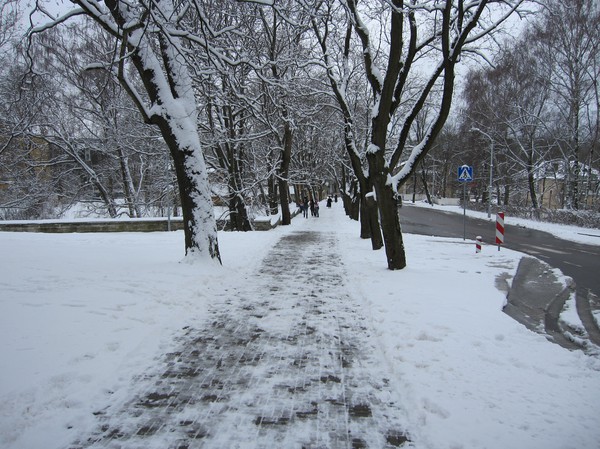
[535,159,599,209]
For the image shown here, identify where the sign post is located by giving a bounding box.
[458,165,473,240]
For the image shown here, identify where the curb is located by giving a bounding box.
[544,277,582,350]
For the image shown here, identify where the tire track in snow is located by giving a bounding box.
[71,231,411,449]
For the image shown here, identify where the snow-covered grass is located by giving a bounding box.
[1,203,599,449]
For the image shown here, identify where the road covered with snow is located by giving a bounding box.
[1,202,599,449]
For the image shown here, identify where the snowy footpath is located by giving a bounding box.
[1,202,600,449]
[70,229,409,449]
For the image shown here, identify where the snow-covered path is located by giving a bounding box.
[72,226,409,449]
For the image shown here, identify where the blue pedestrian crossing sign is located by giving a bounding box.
[458,165,473,182]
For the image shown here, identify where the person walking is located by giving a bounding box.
[303,196,309,218]
[314,200,320,217]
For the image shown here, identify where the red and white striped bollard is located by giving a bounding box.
[476,236,482,253]
[495,212,505,251]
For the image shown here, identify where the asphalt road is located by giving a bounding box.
[398,204,600,302]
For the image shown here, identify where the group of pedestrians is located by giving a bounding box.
[300,196,319,218]
[298,194,338,218]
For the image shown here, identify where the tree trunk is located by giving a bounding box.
[373,176,406,270]
[226,150,251,232]
[294,184,303,205]
[268,173,278,215]
[101,0,220,261]
[161,123,220,261]
[412,174,417,203]
[368,150,406,270]
[340,165,351,217]
[227,190,251,232]
[92,175,118,218]
[278,120,293,225]
[342,134,382,247]
[226,143,251,231]
[572,159,580,210]
[359,196,370,235]
[117,146,141,218]
[527,170,538,209]
[348,193,360,221]
[229,193,251,231]
[361,194,383,249]
[157,130,219,260]
[421,163,432,205]
[172,188,179,217]
[278,178,291,223]
[344,178,360,221]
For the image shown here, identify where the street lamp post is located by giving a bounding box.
[471,128,495,219]
[488,140,494,219]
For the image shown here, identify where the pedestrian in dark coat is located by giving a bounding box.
[303,196,309,218]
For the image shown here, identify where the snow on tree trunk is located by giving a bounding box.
[155,116,220,261]
[368,146,406,270]
[117,147,141,218]
[98,0,221,262]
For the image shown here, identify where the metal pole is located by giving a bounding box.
[487,141,494,219]
[463,182,466,240]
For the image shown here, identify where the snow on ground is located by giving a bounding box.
[1,203,599,449]
[410,200,600,337]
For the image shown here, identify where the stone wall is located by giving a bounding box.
[0,215,291,233]
[0,218,186,233]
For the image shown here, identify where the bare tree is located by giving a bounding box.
[254,2,313,225]
[464,40,553,210]
[310,1,383,248]
[339,0,530,269]
[534,0,600,209]
[462,0,600,211]
[29,1,223,261]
